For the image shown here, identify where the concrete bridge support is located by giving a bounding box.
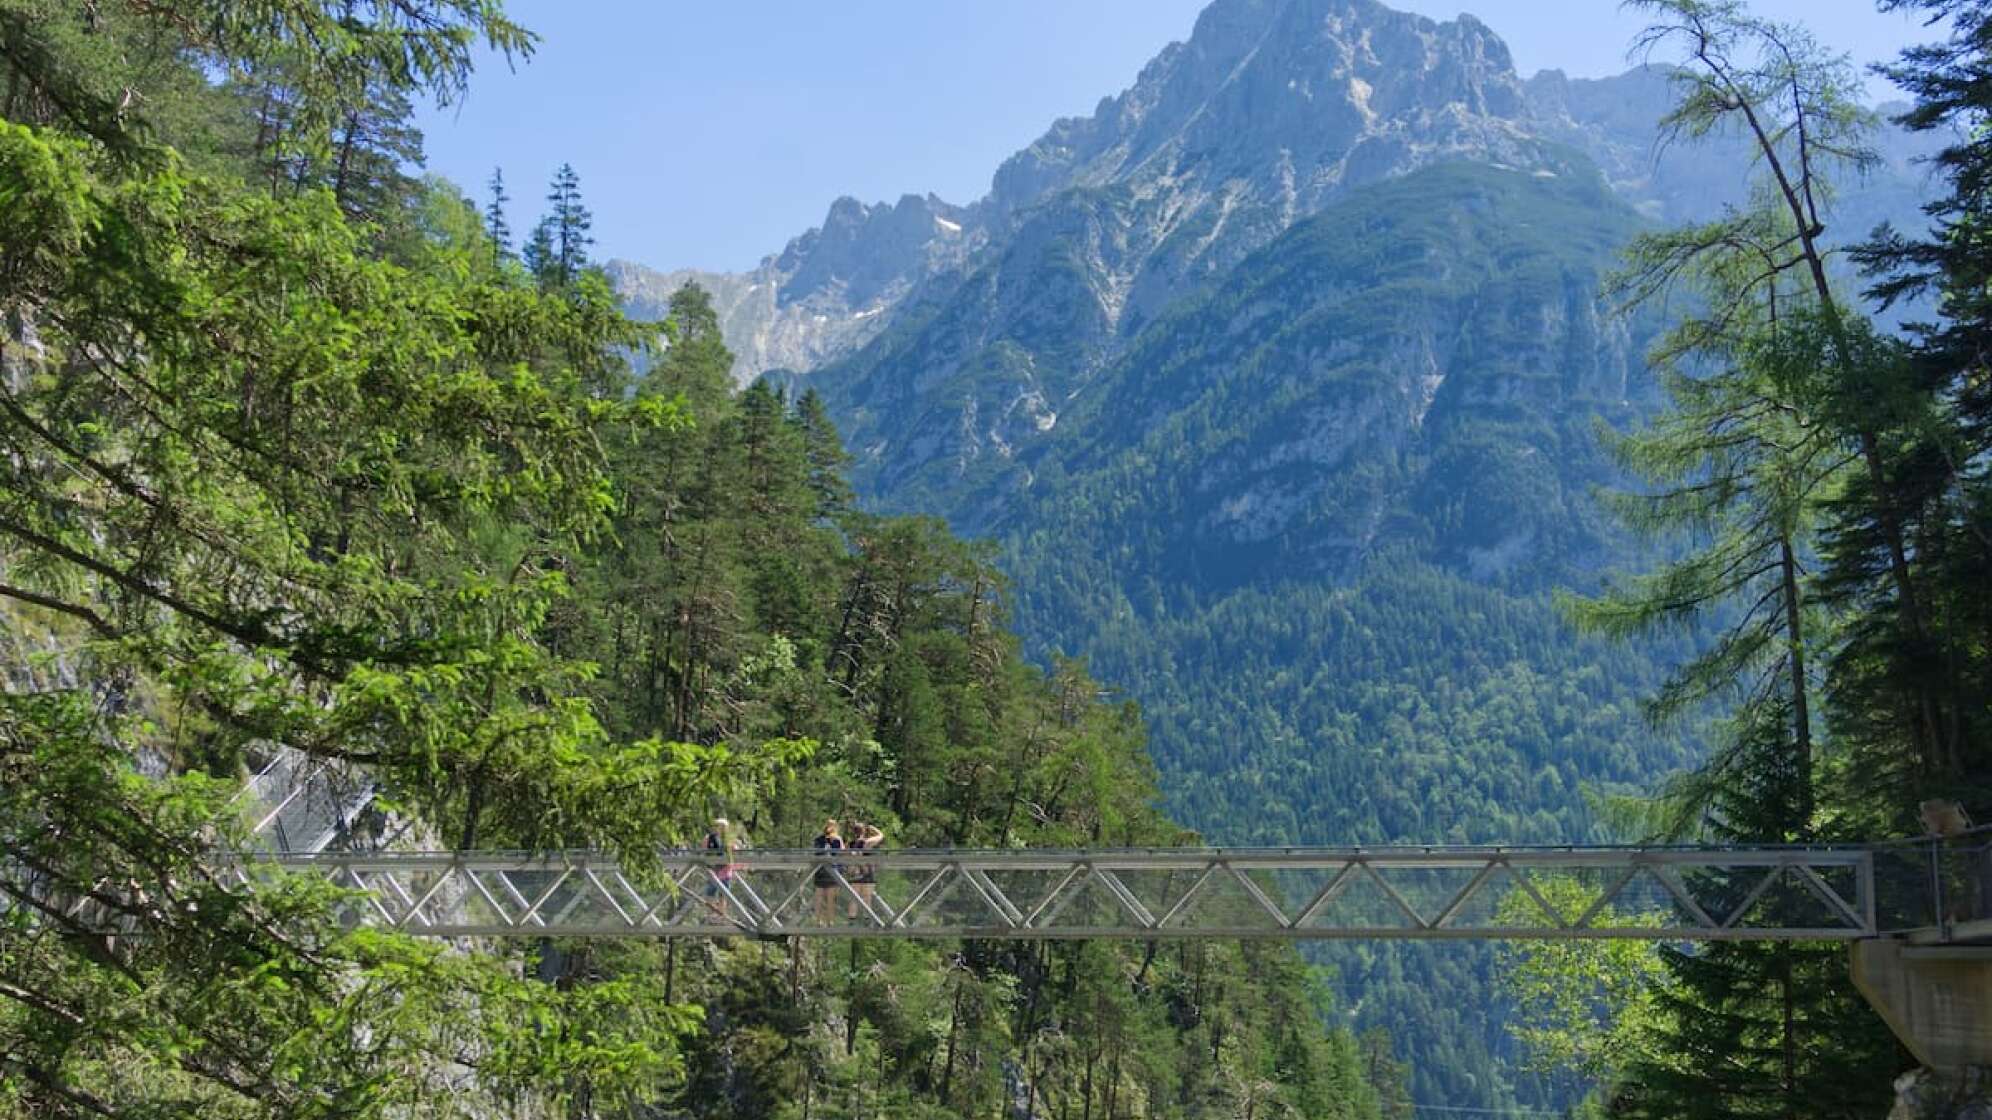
[1852,941,1992,1120]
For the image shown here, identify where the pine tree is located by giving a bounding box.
[324,81,423,224]
[484,166,512,261]
[1631,0,1954,779]
[653,284,734,413]
[1566,313,1845,835]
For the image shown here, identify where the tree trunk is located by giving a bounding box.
[940,966,963,1103]
[1780,942,1798,1120]
[1779,538,1814,832]
[1720,48,1948,773]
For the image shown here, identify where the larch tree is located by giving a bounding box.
[1551,2,1907,1116]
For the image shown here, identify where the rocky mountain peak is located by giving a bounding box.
[989,0,1537,219]
[775,192,972,309]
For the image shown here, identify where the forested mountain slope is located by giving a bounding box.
[984,160,1698,1108]
[0,4,1406,1117]
[613,0,1939,1110]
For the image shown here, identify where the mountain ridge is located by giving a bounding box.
[619,0,1569,382]
[615,7,1934,389]
[610,3,1940,1108]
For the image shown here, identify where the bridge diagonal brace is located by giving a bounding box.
[1092,870,1158,929]
[1030,866,1091,929]
[632,865,706,928]
[1572,866,1639,931]
[582,869,637,929]
[1155,864,1218,928]
[1718,864,1787,931]
[1224,863,1291,927]
[764,868,820,928]
[400,866,462,930]
[541,868,604,927]
[891,866,955,929]
[963,869,1024,928]
[834,867,894,929]
[465,868,520,929]
[700,870,768,931]
[519,867,574,929]
[1648,864,1718,931]
[1506,865,1568,929]
[718,869,773,927]
[1290,863,1357,928]
[610,868,668,929]
[339,866,400,927]
[491,870,537,919]
[1793,863,1869,933]
[807,865,877,927]
[1357,861,1430,930]
[361,868,426,928]
[1433,860,1501,929]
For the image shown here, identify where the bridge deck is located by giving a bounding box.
[260,845,1924,941]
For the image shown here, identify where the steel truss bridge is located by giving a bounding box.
[257,842,1974,942]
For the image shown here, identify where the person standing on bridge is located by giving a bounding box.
[702,817,739,919]
[847,821,884,919]
[812,818,845,924]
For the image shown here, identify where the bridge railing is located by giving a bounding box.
[256,845,1898,941]
[1869,830,1992,941]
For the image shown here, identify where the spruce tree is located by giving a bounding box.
[1843,0,1992,809]
[324,80,423,223]
[484,166,512,261]
[522,215,557,287]
[546,161,594,285]
[792,387,855,521]
[1613,704,1896,1120]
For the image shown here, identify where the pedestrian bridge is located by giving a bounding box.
[265,840,1985,943]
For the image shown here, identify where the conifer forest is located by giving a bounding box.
[1,1,1989,1118]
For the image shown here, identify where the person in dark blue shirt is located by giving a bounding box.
[811,818,844,924]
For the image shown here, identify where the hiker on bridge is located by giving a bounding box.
[847,821,885,919]
[702,817,741,918]
[812,819,845,924]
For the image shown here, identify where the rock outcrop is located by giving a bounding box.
[1892,1068,1992,1120]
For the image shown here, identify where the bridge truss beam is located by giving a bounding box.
[263,847,1883,941]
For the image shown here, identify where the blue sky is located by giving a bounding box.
[416,1,1944,273]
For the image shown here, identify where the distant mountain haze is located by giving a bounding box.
[614,0,1936,1110]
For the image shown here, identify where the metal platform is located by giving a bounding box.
[264,845,1891,941]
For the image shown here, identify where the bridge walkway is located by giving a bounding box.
[257,840,1988,943]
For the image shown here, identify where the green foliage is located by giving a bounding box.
[1512,3,1992,1115]
[1494,879,1669,1085]
[876,162,1697,1112]
[532,281,1395,1120]
[1842,0,1992,814]
[0,11,1398,1115]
